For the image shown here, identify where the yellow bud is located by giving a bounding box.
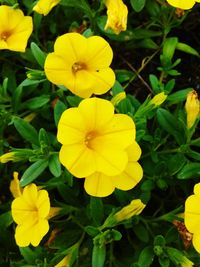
[180,256,194,267]
[54,255,70,267]
[10,172,23,198]
[185,90,200,129]
[23,113,37,122]
[149,92,167,106]
[111,92,126,106]
[104,0,128,35]
[0,152,16,163]
[47,207,62,219]
[114,199,146,222]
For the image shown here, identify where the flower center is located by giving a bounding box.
[72,62,87,73]
[85,131,98,149]
[0,31,11,41]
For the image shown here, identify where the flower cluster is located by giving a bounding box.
[57,97,143,197]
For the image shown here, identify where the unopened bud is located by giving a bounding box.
[185,90,199,129]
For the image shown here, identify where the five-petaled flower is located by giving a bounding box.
[44,33,115,98]
[33,0,61,16]
[166,0,200,9]
[11,183,50,247]
[185,183,200,253]
[0,5,33,52]
[104,0,128,34]
[57,97,142,197]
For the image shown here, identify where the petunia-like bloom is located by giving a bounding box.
[104,0,128,34]
[44,33,115,98]
[33,0,60,16]
[57,97,135,179]
[84,142,143,197]
[166,0,200,9]
[0,5,33,52]
[11,183,50,247]
[185,90,200,129]
[185,183,200,253]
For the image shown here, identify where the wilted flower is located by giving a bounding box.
[104,0,128,34]
[84,142,143,197]
[185,183,200,253]
[33,0,60,16]
[11,183,50,247]
[0,5,33,52]
[185,90,199,129]
[57,97,135,179]
[45,33,115,98]
[166,0,200,9]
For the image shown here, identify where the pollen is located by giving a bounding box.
[0,31,11,41]
[85,131,98,149]
[72,62,87,73]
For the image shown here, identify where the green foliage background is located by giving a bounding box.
[0,0,200,266]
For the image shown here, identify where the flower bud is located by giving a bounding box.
[149,92,167,106]
[111,92,126,106]
[185,90,200,129]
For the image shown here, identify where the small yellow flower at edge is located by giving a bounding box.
[45,33,115,98]
[33,0,61,16]
[104,0,128,34]
[11,183,50,247]
[185,183,200,253]
[185,90,200,129]
[0,5,33,52]
[166,0,200,9]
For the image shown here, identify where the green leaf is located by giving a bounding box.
[168,153,187,175]
[20,159,49,186]
[13,117,39,146]
[90,197,104,226]
[23,95,50,110]
[158,257,170,267]
[131,0,146,12]
[177,163,200,179]
[31,42,47,68]
[92,244,106,267]
[133,223,149,243]
[167,88,192,104]
[0,212,13,229]
[54,100,67,126]
[49,154,62,177]
[19,247,39,264]
[176,42,199,57]
[138,246,154,267]
[162,37,178,64]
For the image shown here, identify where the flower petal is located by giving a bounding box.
[12,198,36,225]
[59,144,96,178]
[126,141,142,162]
[31,220,49,246]
[37,190,50,218]
[84,172,115,197]
[166,0,195,9]
[192,233,200,253]
[54,33,87,62]
[15,224,34,247]
[23,184,38,206]
[57,108,86,145]
[112,162,143,190]
[86,36,113,69]
[185,194,200,233]
[94,114,135,150]
[78,97,114,130]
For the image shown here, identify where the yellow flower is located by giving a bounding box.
[44,33,115,98]
[185,183,200,253]
[185,90,200,129]
[33,0,60,16]
[166,0,200,9]
[9,172,22,198]
[57,97,135,179]
[0,5,33,52]
[84,142,143,197]
[11,183,50,247]
[149,92,167,106]
[104,0,128,34]
[114,199,145,222]
[54,255,70,267]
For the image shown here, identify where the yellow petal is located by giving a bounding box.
[15,224,34,247]
[30,220,49,247]
[84,172,115,197]
[33,0,60,16]
[166,0,195,9]
[192,233,200,253]
[59,145,96,178]
[37,190,50,218]
[78,97,114,130]
[54,33,87,62]
[185,194,200,233]
[112,162,143,190]
[57,108,86,145]
[23,184,38,206]
[10,172,22,198]
[126,141,142,162]
[86,36,113,69]
[94,114,135,150]
[194,183,200,195]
